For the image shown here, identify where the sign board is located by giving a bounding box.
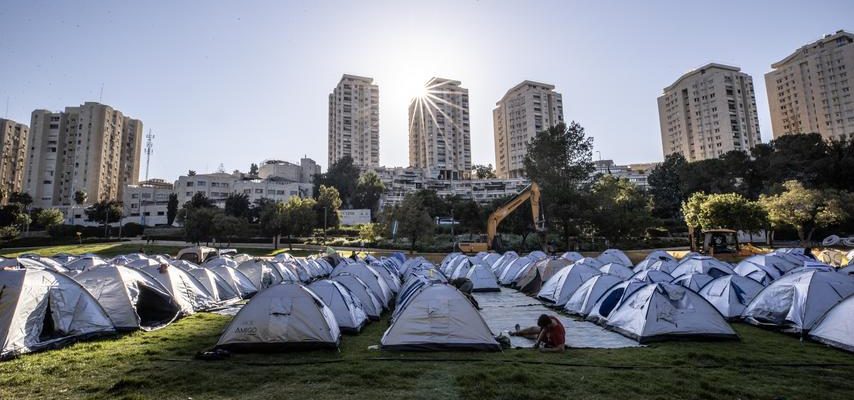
[338,209,371,226]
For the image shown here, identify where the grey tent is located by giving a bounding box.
[75,265,181,330]
[560,251,584,263]
[564,274,624,317]
[63,256,107,273]
[208,265,258,299]
[270,261,301,283]
[630,269,674,284]
[586,279,650,325]
[491,252,519,276]
[1,256,69,274]
[633,254,677,273]
[216,283,340,351]
[18,254,68,273]
[203,256,239,269]
[670,256,734,279]
[331,262,393,307]
[596,249,632,266]
[465,263,500,292]
[537,262,602,307]
[743,269,854,333]
[698,274,765,320]
[140,265,217,314]
[809,295,854,352]
[634,258,680,274]
[498,256,535,286]
[371,261,402,294]
[734,259,782,286]
[184,268,241,304]
[237,259,285,289]
[307,280,368,333]
[331,273,384,320]
[603,282,737,343]
[381,284,500,351]
[1,269,115,359]
[671,273,714,292]
[598,263,634,280]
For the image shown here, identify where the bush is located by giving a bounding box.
[122,223,144,237]
[0,225,20,240]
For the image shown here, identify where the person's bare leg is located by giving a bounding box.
[511,326,541,339]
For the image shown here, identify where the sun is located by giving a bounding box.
[406,79,429,100]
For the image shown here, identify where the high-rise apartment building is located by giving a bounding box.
[493,81,564,178]
[25,102,143,207]
[0,119,29,203]
[658,63,761,161]
[408,77,471,180]
[328,74,379,169]
[765,30,854,140]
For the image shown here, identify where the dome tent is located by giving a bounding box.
[671,273,714,292]
[237,259,285,290]
[498,256,534,285]
[207,265,258,299]
[743,270,854,333]
[74,265,181,330]
[564,274,624,317]
[586,279,650,325]
[630,269,674,284]
[307,280,369,333]
[698,275,765,320]
[734,260,782,286]
[633,253,677,273]
[381,284,500,351]
[330,273,383,321]
[599,263,634,280]
[515,258,571,296]
[184,268,241,304]
[216,283,340,351]
[1,269,115,359]
[537,262,602,307]
[603,282,738,343]
[63,256,107,273]
[560,251,584,263]
[464,263,500,292]
[810,295,854,352]
[331,262,393,308]
[597,249,632,266]
[635,258,680,274]
[670,256,734,279]
[140,265,217,314]
[491,252,518,275]
[18,254,68,273]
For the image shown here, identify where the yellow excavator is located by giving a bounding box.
[456,182,545,253]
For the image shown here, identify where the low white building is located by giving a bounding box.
[122,179,174,226]
[593,160,659,190]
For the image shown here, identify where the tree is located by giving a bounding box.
[166,193,179,226]
[681,192,707,250]
[695,193,767,234]
[285,196,317,238]
[448,196,482,234]
[393,194,434,251]
[249,163,259,176]
[315,185,342,228]
[259,201,286,249]
[523,121,595,249]
[412,190,449,219]
[14,212,31,230]
[36,208,64,230]
[73,190,88,206]
[647,153,687,219]
[472,164,497,179]
[588,175,652,243]
[183,207,221,244]
[224,192,251,219]
[314,155,359,207]
[213,213,248,246]
[85,200,123,224]
[359,223,381,243]
[352,171,385,220]
[760,180,849,244]
[8,192,33,210]
[186,192,215,209]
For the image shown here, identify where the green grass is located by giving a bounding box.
[0,243,313,259]
[1,312,853,399]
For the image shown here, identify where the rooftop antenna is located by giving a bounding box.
[4,96,8,118]
[144,129,154,181]
[99,84,104,103]
[217,163,225,173]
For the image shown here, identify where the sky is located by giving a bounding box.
[1,0,852,181]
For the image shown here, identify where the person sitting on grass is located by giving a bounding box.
[509,314,566,353]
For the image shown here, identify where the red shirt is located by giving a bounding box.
[543,317,566,348]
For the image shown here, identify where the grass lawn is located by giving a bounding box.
[1,311,852,399]
[0,243,315,259]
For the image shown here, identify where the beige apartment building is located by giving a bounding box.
[328,74,379,169]
[409,77,472,180]
[25,102,143,207]
[765,30,854,140]
[0,119,29,204]
[658,63,761,162]
[493,81,564,178]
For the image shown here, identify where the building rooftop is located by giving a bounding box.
[771,30,854,69]
[662,63,742,93]
[496,80,557,105]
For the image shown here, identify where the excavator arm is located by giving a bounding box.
[486,182,544,250]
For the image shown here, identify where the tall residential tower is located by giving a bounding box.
[493,81,564,178]
[765,30,854,140]
[328,74,379,169]
[658,63,761,161]
[0,119,29,203]
[25,102,143,207]
[408,77,471,180]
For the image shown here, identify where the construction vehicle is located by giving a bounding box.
[456,182,545,253]
[691,229,767,260]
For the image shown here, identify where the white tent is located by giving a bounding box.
[537,262,602,307]
[270,261,301,283]
[237,259,285,289]
[331,263,393,307]
[597,249,632,266]
[216,283,340,351]
[381,284,500,351]
[203,256,239,269]
[564,274,624,317]
[630,269,674,284]
[370,262,402,294]
[743,270,854,333]
[140,265,217,314]
[528,251,548,260]
[734,260,782,286]
[698,275,765,320]
[18,254,68,273]
[1,269,115,359]
[208,265,258,299]
[810,295,854,352]
[491,252,519,276]
[599,263,634,280]
[125,258,161,269]
[586,279,650,325]
[307,280,369,333]
[634,258,679,274]
[330,273,383,320]
[185,268,241,304]
[482,253,501,269]
[498,256,535,285]
[604,282,737,343]
[448,258,474,280]
[671,273,714,292]
[63,256,107,273]
[465,263,500,292]
[75,265,181,330]
[1,256,69,273]
[670,256,734,278]
[560,251,584,263]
